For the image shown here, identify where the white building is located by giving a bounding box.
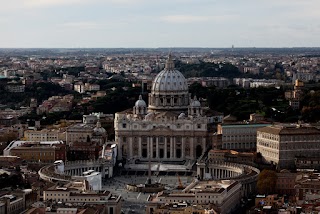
[74,82,85,93]
[3,140,64,156]
[6,83,25,93]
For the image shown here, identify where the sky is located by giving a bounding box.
[0,0,319,48]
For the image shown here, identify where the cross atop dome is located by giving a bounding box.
[165,53,175,70]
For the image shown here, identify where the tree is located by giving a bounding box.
[257,169,277,194]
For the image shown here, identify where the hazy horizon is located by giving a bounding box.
[1,0,320,48]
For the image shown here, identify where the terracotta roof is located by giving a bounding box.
[25,208,45,214]
[257,125,320,135]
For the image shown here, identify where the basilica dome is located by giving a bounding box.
[190,99,201,107]
[135,95,146,107]
[93,121,106,135]
[151,56,188,93]
[148,54,190,111]
[190,96,201,107]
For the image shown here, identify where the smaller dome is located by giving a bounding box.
[93,121,106,135]
[178,113,186,119]
[135,95,146,107]
[190,96,201,107]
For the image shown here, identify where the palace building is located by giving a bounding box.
[114,54,211,162]
[257,124,320,169]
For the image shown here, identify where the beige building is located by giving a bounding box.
[74,82,100,93]
[0,193,25,214]
[147,180,241,214]
[115,55,210,162]
[43,182,122,214]
[285,79,304,110]
[217,122,270,151]
[295,172,320,204]
[9,141,66,163]
[24,129,66,141]
[208,149,254,164]
[152,203,217,214]
[257,124,320,169]
[66,121,106,146]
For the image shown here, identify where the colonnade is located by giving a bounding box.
[196,161,260,197]
[209,168,241,179]
[121,135,206,160]
[65,166,103,176]
[64,160,113,178]
[197,165,243,180]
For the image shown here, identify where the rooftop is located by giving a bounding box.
[258,124,320,135]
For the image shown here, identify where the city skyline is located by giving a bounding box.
[1,0,320,48]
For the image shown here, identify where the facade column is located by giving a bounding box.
[129,139,133,159]
[181,137,185,159]
[202,139,206,156]
[150,137,153,159]
[170,138,173,159]
[118,137,122,160]
[156,137,159,159]
[164,138,167,159]
[138,137,142,158]
[173,137,176,159]
[190,138,194,159]
[147,137,152,159]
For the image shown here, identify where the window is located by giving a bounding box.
[122,123,127,128]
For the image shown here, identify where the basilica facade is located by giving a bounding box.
[114,55,211,162]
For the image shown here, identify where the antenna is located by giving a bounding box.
[141,79,144,94]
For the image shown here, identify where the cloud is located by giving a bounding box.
[24,0,91,8]
[160,15,235,23]
[0,0,147,10]
[60,21,103,29]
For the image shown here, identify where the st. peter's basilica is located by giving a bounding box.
[114,54,211,163]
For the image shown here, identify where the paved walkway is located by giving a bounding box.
[102,175,196,214]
